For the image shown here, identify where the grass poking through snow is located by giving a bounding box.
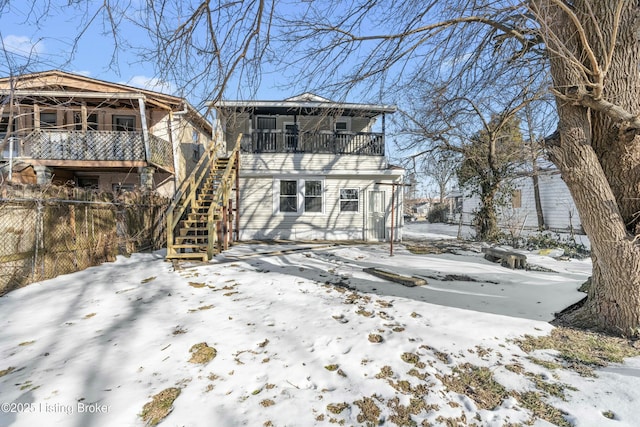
[140,387,181,426]
[516,327,640,376]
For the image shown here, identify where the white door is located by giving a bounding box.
[366,191,386,241]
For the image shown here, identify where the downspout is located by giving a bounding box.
[8,137,13,181]
[390,183,395,256]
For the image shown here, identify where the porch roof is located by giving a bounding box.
[210,94,396,118]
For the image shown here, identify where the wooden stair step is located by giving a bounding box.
[175,236,209,243]
[171,243,208,250]
[166,253,210,262]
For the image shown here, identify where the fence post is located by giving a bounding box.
[32,199,44,281]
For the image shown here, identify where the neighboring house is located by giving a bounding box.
[211,93,404,242]
[0,70,212,196]
[458,167,583,233]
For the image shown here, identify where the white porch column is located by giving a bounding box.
[138,98,151,162]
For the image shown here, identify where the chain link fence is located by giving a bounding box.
[0,185,168,295]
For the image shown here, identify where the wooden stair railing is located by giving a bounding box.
[166,134,241,262]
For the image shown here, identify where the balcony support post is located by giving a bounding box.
[138,98,151,162]
[81,103,88,131]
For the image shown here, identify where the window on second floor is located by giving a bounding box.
[1,115,17,157]
[113,115,136,131]
[335,118,350,132]
[40,112,58,129]
[257,116,277,130]
[74,112,99,131]
[0,114,15,135]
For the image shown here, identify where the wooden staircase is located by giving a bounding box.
[165,135,241,262]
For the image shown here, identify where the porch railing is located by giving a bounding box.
[240,130,385,155]
[2,130,174,170]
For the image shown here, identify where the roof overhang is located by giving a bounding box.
[210,100,397,117]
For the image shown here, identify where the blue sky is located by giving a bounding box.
[1,3,150,84]
[0,1,293,105]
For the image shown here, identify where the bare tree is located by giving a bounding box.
[421,151,459,204]
[393,74,539,240]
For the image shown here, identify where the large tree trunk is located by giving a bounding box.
[476,183,499,241]
[547,106,640,335]
[536,0,640,336]
[531,164,545,230]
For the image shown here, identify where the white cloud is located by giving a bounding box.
[124,75,176,94]
[72,70,92,77]
[1,34,45,56]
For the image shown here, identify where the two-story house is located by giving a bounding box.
[0,70,211,196]
[211,93,404,243]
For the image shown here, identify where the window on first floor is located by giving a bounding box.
[304,180,322,212]
[512,189,522,209]
[279,180,298,213]
[276,178,324,214]
[77,176,99,189]
[339,188,359,212]
[113,183,135,193]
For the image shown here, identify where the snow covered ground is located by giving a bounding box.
[1,222,638,427]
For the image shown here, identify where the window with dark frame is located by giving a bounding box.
[257,116,277,130]
[74,113,98,131]
[279,180,298,213]
[112,115,136,131]
[335,121,348,132]
[192,130,201,161]
[340,188,359,212]
[77,177,99,189]
[40,112,58,128]
[1,115,17,157]
[304,180,322,212]
[113,183,135,193]
[1,115,15,135]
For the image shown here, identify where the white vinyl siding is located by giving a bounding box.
[461,171,582,232]
[245,176,396,240]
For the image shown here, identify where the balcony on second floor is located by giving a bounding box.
[1,129,174,172]
[240,130,385,156]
